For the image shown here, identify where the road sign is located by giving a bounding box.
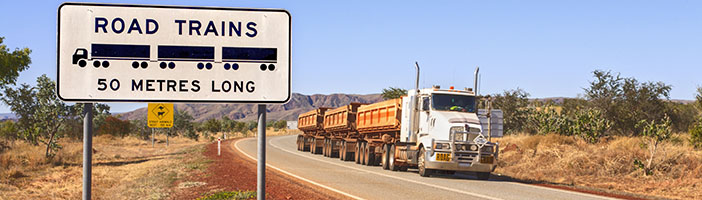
[57,3,291,103]
[147,103,174,128]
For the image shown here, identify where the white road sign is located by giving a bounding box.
[57,3,291,103]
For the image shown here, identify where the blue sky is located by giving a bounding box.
[1,0,701,113]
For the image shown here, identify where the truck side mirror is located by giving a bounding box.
[421,97,430,111]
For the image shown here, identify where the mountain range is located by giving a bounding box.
[118,93,385,122]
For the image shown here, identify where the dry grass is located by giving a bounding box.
[0,134,208,200]
[0,128,295,200]
[495,133,702,199]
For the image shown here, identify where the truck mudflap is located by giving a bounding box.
[426,140,498,172]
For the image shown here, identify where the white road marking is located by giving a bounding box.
[266,135,503,200]
[234,138,364,200]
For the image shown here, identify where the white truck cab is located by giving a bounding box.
[400,87,501,178]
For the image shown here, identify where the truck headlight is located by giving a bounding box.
[482,146,493,152]
[469,145,478,151]
[434,143,450,150]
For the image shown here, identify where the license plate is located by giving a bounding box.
[436,153,451,161]
[480,156,493,164]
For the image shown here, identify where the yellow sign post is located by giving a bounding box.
[147,103,174,128]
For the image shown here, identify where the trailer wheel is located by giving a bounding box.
[381,144,389,170]
[476,172,490,180]
[303,137,310,152]
[321,139,327,156]
[389,144,399,171]
[324,139,331,157]
[330,139,337,158]
[418,148,433,177]
[355,142,361,164]
[364,142,375,166]
[296,136,300,151]
[361,142,368,165]
[311,138,317,154]
[339,141,345,160]
[327,139,331,157]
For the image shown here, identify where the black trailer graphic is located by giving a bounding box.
[73,44,150,68]
[157,45,215,70]
[73,44,278,71]
[222,47,277,71]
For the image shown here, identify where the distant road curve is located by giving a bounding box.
[234,135,618,200]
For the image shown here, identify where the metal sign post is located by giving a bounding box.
[82,103,93,200]
[257,104,266,200]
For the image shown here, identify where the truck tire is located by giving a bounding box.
[310,138,315,154]
[303,137,310,152]
[355,142,361,164]
[329,139,339,158]
[476,172,490,180]
[365,142,375,166]
[296,136,300,151]
[389,144,399,171]
[361,142,367,165]
[381,144,389,170]
[418,148,433,177]
[339,141,345,160]
[323,139,328,157]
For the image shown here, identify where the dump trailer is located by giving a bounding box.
[296,107,331,153]
[296,63,503,179]
[321,103,366,160]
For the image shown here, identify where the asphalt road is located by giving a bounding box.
[234,135,617,200]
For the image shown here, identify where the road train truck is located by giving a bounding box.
[296,63,503,179]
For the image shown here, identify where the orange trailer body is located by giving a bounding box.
[356,98,402,134]
[297,107,330,135]
[323,103,365,138]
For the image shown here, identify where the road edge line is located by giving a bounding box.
[234,138,364,200]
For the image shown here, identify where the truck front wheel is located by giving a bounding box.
[389,144,399,171]
[418,148,433,177]
[381,144,389,170]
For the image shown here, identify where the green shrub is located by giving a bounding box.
[571,108,611,144]
[689,119,702,149]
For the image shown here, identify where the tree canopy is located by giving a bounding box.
[0,37,31,87]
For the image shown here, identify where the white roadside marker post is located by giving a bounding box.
[218,138,222,156]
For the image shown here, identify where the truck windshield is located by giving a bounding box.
[431,94,476,113]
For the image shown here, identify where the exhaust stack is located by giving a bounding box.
[408,62,421,143]
[474,66,479,96]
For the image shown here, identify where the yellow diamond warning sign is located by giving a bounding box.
[148,103,173,128]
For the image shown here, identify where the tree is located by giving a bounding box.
[585,70,671,135]
[173,110,197,140]
[381,87,407,100]
[635,115,672,176]
[0,37,31,88]
[130,118,150,140]
[273,120,287,130]
[695,87,702,114]
[203,118,221,138]
[491,88,533,134]
[1,75,70,158]
[221,116,235,133]
[97,116,131,137]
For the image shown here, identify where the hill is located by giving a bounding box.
[118,93,384,122]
